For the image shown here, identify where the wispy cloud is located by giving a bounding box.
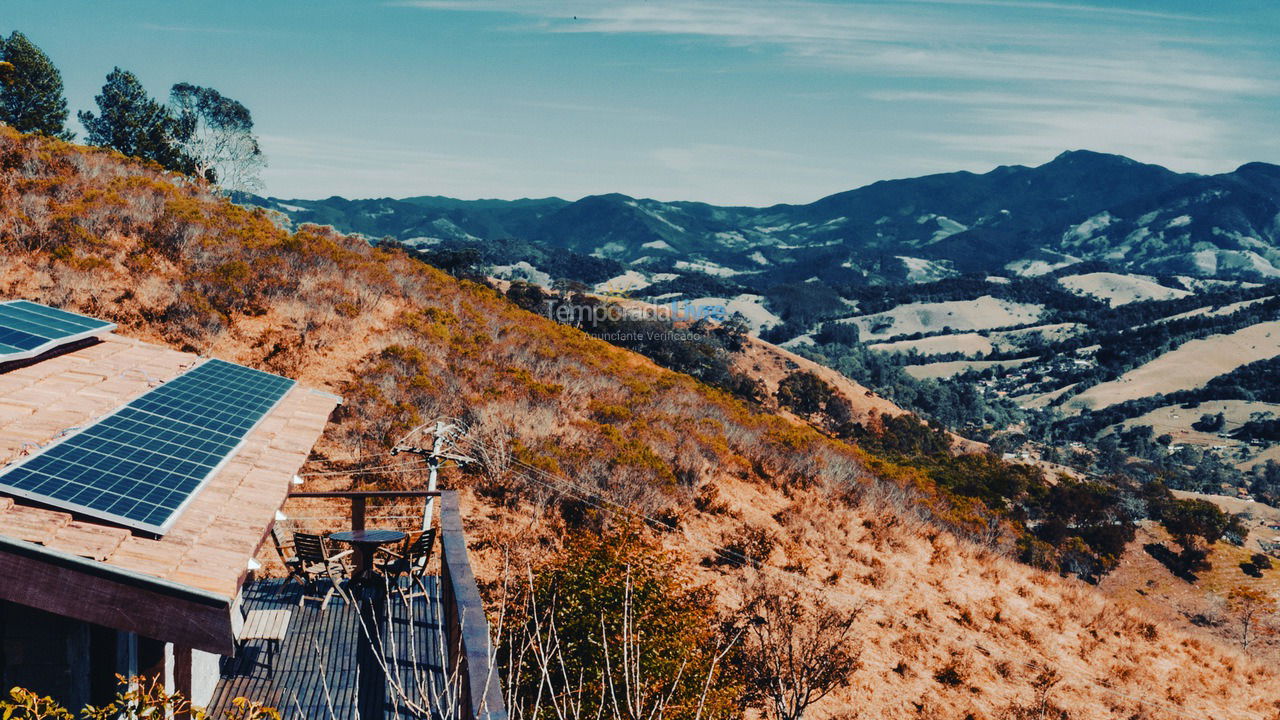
[139,22,240,34]
[900,0,1215,23]
[510,99,670,122]
[396,0,1275,179]
[392,1,1278,103]
[531,2,1265,95]
[921,103,1242,173]
[258,134,508,199]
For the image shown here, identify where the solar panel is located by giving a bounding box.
[0,300,116,363]
[0,358,295,534]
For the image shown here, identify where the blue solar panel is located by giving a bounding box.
[0,359,295,534]
[0,300,116,363]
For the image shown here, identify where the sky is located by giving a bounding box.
[5,1,1279,205]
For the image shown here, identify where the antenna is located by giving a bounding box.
[391,419,474,531]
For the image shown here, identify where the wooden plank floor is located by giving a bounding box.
[206,577,446,720]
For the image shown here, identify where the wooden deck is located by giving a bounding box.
[207,577,447,720]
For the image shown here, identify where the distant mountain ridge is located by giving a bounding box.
[245,150,1280,286]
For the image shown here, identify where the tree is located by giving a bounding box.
[169,82,265,192]
[814,321,859,346]
[775,371,835,420]
[79,68,192,172]
[1193,412,1225,433]
[731,578,863,720]
[1161,498,1231,548]
[1226,586,1275,650]
[996,667,1069,720]
[0,31,72,138]
[1158,497,1241,575]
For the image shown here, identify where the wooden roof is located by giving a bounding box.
[0,334,338,599]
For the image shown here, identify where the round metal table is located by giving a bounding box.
[329,529,406,585]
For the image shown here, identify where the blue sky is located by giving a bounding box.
[6,1,1278,204]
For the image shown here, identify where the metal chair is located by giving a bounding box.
[281,532,351,608]
[376,529,437,596]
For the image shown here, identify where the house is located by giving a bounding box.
[0,301,339,710]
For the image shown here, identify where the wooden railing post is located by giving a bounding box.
[352,496,366,531]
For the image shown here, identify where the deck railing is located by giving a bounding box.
[283,488,508,720]
[440,491,508,720]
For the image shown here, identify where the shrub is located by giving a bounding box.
[933,661,965,686]
[729,578,864,720]
[712,524,778,568]
[0,675,280,720]
[499,524,740,720]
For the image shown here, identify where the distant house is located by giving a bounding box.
[0,302,336,710]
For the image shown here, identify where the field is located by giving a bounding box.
[904,357,1034,380]
[1013,383,1078,410]
[1114,400,1280,467]
[1068,320,1280,410]
[1058,272,1192,307]
[688,293,782,331]
[1101,492,1280,650]
[1100,522,1280,644]
[868,323,1087,360]
[844,295,1044,341]
[869,332,993,357]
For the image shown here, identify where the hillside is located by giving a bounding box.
[6,127,1280,718]
[1067,321,1280,411]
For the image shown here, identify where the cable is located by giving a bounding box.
[279,515,425,521]
[296,460,431,478]
[302,450,407,465]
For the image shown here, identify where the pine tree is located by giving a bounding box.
[0,31,73,139]
[78,67,193,173]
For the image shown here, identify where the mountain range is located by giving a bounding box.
[246,150,1280,288]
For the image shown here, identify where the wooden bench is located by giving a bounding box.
[236,608,292,678]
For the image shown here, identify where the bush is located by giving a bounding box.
[500,525,741,720]
[712,524,778,568]
[933,661,965,686]
[0,675,279,720]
